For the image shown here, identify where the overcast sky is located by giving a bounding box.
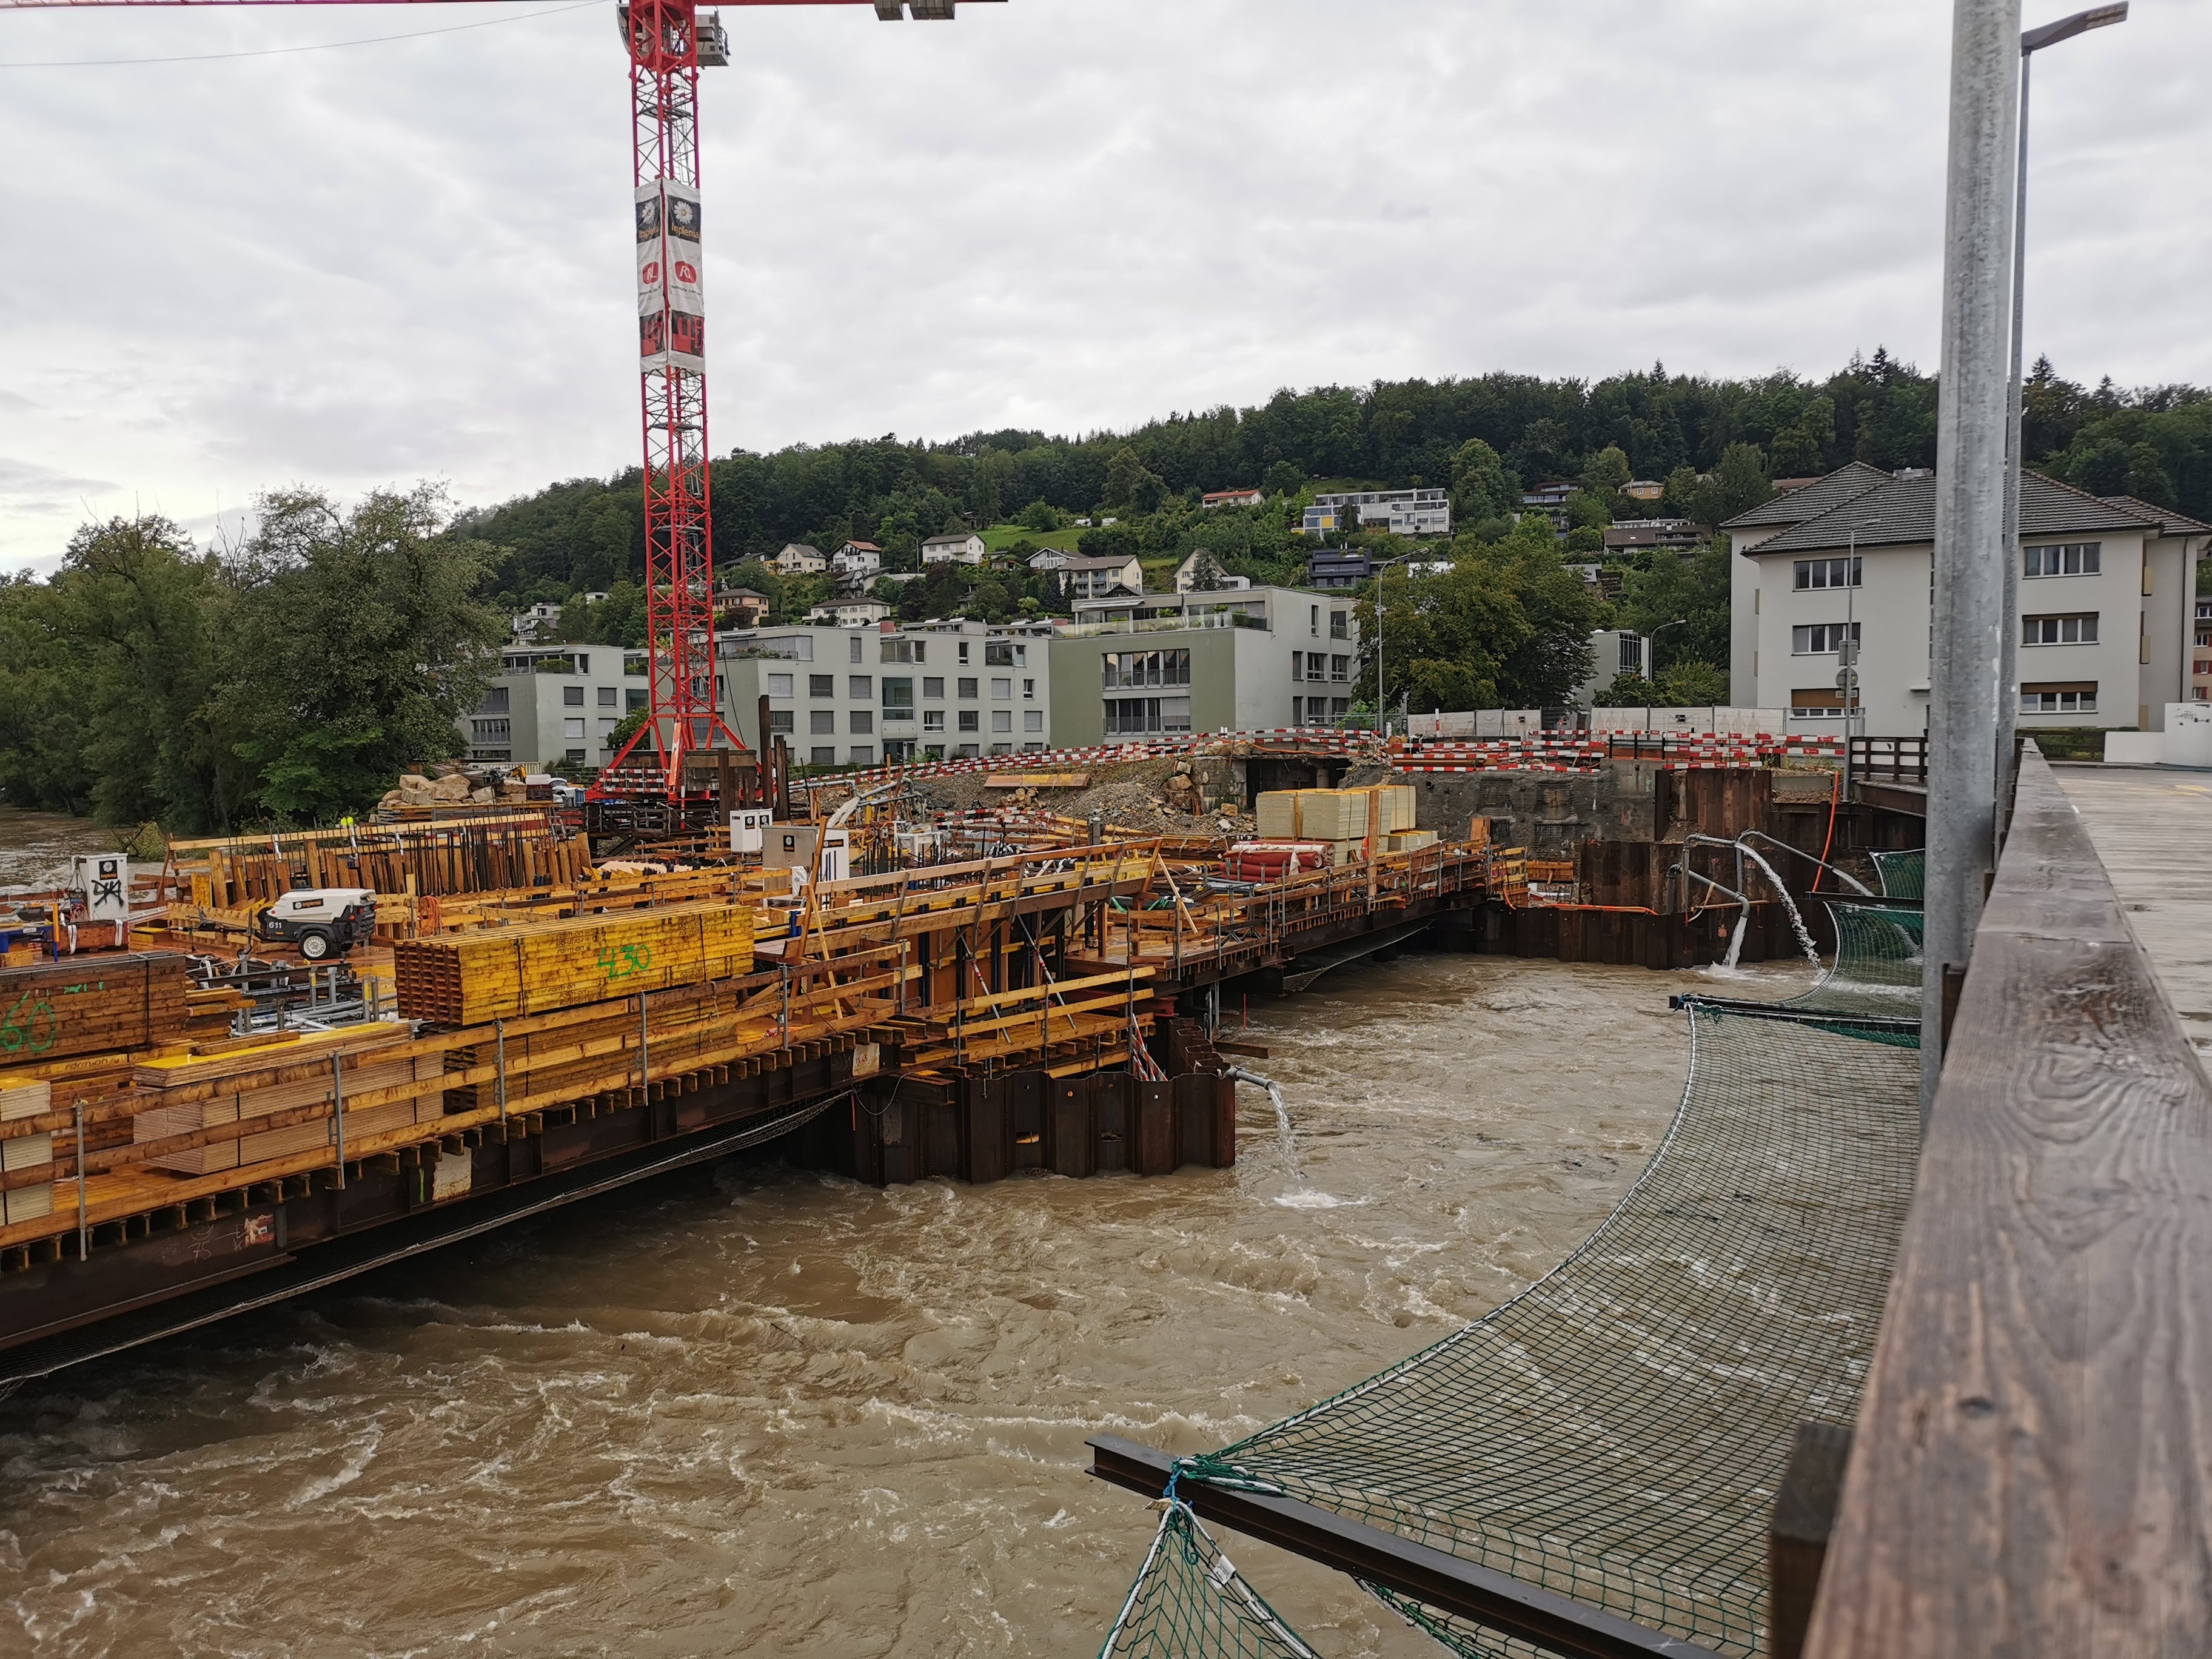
[0,0,2204,572]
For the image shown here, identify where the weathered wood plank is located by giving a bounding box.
[1804,745,2212,1658]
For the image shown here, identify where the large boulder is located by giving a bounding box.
[430,773,474,802]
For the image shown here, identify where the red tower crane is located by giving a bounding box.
[3,0,997,823]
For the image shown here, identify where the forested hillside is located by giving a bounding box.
[455,352,2209,613]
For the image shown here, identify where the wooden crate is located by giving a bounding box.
[0,954,189,1063]
[391,902,754,1025]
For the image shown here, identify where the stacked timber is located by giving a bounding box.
[1253,788,1418,863]
[1,1080,53,1224]
[0,954,189,1063]
[392,903,754,1024]
[129,1025,442,1176]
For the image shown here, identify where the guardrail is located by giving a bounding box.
[1848,736,1929,785]
[1802,743,2212,1657]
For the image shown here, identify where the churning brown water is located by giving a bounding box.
[0,951,1809,1657]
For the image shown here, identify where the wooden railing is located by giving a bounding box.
[1846,735,1928,785]
[1803,745,2212,1657]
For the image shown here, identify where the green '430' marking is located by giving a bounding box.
[1,993,58,1055]
[598,943,652,984]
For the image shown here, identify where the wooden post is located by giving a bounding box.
[330,1053,347,1190]
[1771,1422,1852,1659]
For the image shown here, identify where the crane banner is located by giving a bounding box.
[635,183,705,372]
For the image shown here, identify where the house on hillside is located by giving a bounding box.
[774,542,828,575]
[921,531,987,566]
[510,600,563,641]
[714,586,770,628]
[803,599,894,628]
[1723,463,2211,733]
[1058,554,1144,599]
[1027,546,1075,572]
[1310,489,1451,538]
[833,541,883,586]
[1173,548,1247,592]
[1202,488,1265,509]
[1520,481,1577,533]
[1305,551,1372,590]
[1603,519,1709,555]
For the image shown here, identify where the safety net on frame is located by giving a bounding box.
[1099,994,1924,1658]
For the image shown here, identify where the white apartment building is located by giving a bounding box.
[832,541,882,585]
[1726,464,2210,735]
[921,531,987,566]
[803,599,894,627]
[460,645,651,769]
[717,619,1053,766]
[773,542,828,575]
[1303,488,1452,538]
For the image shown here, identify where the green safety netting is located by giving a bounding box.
[1101,1502,1323,1659]
[1868,848,1923,900]
[1098,999,1925,1659]
[1775,899,1924,1024]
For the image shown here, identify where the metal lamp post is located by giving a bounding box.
[1372,554,1410,736]
[1998,3,2128,813]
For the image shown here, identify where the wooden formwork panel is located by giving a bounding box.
[392,903,752,1024]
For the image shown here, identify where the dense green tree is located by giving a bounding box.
[1262,460,1305,498]
[1017,498,1060,532]
[1612,539,1732,673]
[1449,437,1520,529]
[1687,443,1774,526]
[215,486,506,822]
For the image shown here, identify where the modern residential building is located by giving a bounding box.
[1048,585,1359,743]
[1576,629,1648,705]
[1307,488,1451,538]
[1724,464,2211,734]
[717,619,1053,766]
[921,531,987,566]
[2194,596,2212,702]
[1305,551,1372,589]
[773,542,828,575]
[1057,553,1144,599]
[1521,481,1577,532]
[1027,545,1076,572]
[509,600,563,642]
[832,541,883,586]
[1603,519,1709,555]
[459,645,651,769]
[803,599,894,628]
[1201,487,1265,509]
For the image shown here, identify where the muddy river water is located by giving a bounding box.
[0,948,1808,1657]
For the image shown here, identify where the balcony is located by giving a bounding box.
[1057,611,1269,638]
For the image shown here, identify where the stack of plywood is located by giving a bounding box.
[1,1079,53,1224]
[1253,788,1419,862]
[392,902,753,1025]
[0,954,189,1062]
[129,1024,442,1176]
[1387,830,1439,853]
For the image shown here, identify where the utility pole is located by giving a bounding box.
[1925,0,2023,1116]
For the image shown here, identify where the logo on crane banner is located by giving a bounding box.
[635,181,705,372]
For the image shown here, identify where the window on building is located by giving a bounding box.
[990,677,1012,700]
[565,748,586,765]
[1791,622,1863,655]
[768,672,794,697]
[1309,655,1329,683]
[563,685,586,707]
[626,688,647,712]
[990,709,1012,733]
[883,739,916,763]
[2023,612,2098,645]
[881,640,925,663]
[957,677,979,699]
[1330,699,1350,720]
[809,709,836,734]
[471,718,511,739]
[1793,557,1863,590]
[850,745,874,764]
[848,675,872,699]
[923,743,947,759]
[479,686,510,714]
[768,709,794,734]
[1022,677,1036,699]
[809,673,834,697]
[958,641,971,663]
[1024,709,1044,733]
[1291,695,1304,725]
[957,709,980,732]
[956,743,979,759]
[923,709,946,732]
[597,686,618,707]
[811,746,836,765]
[1309,605,1319,637]
[882,677,914,717]
[471,749,512,763]
[923,676,945,699]
[1329,654,1350,682]
[986,640,1021,666]
[849,635,864,663]
[598,717,617,733]
[1330,611,1348,640]
[850,709,874,734]
[1102,649,1191,688]
[1103,697,1192,736]
[2020,682,2097,714]
[1789,689,1846,719]
[2024,542,2101,577]
[563,717,586,739]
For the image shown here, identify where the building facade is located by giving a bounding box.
[832,541,883,585]
[774,542,828,575]
[1725,466,2209,735]
[1046,585,1359,745]
[2195,595,2212,702]
[717,620,1053,767]
[460,645,650,769]
[920,531,987,566]
[1057,554,1143,598]
[1305,488,1451,538]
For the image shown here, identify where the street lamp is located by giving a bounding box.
[1643,618,1689,691]
[1999,2,2128,801]
[1372,552,1411,737]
